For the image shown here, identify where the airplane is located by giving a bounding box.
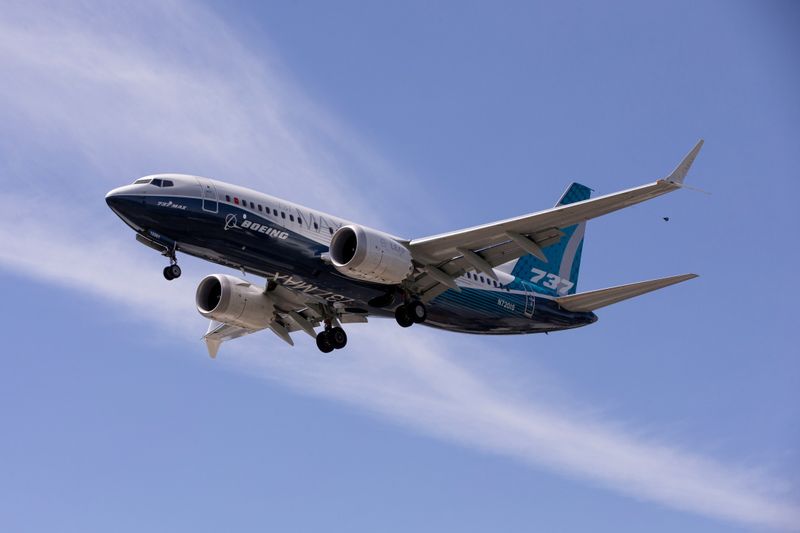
[105,140,704,357]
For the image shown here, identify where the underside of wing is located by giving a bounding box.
[201,275,369,357]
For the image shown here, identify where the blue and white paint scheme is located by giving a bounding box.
[105,141,704,355]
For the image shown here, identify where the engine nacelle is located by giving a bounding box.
[195,274,275,330]
[329,224,413,285]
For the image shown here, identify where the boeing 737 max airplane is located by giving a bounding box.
[105,141,703,356]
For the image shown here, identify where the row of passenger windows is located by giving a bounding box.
[465,271,509,291]
[223,194,335,234]
[134,178,174,187]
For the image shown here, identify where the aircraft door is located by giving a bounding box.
[197,178,218,213]
[523,282,535,318]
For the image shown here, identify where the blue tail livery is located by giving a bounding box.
[508,182,591,296]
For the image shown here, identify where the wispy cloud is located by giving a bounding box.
[0,0,420,230]
[0,2,797,531]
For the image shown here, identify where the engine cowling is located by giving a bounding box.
[329,224,413,285]
[195,274,275,329]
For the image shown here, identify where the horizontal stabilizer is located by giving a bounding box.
[554,273,698,312]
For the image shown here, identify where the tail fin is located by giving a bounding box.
[508,183,591,295]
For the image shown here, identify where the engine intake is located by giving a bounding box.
[196,274,275,330]
[329,225,413,285]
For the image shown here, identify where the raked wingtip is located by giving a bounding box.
[666,139,704,185]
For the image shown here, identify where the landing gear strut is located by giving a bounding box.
[395,300,426,328]
[316,325,348,353]
[162,247,181,281]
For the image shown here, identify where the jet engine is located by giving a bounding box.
[329,224,414,285]
[195,274,275,329]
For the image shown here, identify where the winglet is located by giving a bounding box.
[205,338,221,358]
[204,320,223,358]
[665,139,704,185]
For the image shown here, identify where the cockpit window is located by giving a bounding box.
[162,180,174,187]
[151,178,163,187]
[134,178,151,184]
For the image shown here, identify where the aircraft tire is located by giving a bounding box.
[169,264,182,279]
[163,266,175,280]
[395,305,414,328]
[408,301,427,323]
[329,327,347,349]
[316,331,335,353]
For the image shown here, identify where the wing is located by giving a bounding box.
[406,141,704,301]
[202,278,368,357]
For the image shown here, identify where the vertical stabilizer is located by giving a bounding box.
[507,182,591,295]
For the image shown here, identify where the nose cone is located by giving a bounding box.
[105,185,145,229]
[105,186,126,209]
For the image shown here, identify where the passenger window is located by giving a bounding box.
[234,197,239,205]
[329,227,334,235]
[258,205,262,212]
[250,201,255,209]
[289,214,294,222]
[281,212,286,219]
[225,195,231,202]
[273,209,278,216]
[151,178,162,187]
[479,276,484,283]
[298,217,303,225]
[313,222,319,230]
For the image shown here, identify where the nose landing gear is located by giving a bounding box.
[163,263,182,280]
[162,247,181,281]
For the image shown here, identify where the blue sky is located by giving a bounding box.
[0,1,798,531]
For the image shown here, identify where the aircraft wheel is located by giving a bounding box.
[395,305,414,328]
[329,327,347,349]
[407,301,427,323]
[316,330,334,353]
[163,266,175,280]
[168,264,182,279]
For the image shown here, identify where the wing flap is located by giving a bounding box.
[554,273,698,312]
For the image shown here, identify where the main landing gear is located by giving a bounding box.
[395,300,427,328]
[316,325,348,354]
